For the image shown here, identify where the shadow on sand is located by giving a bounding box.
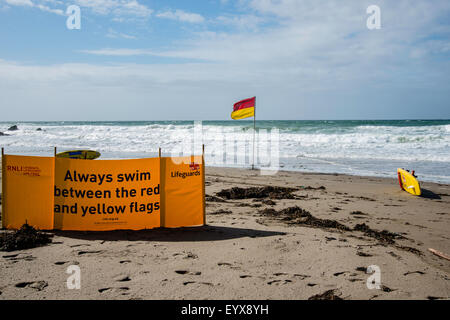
[421,189,442,200]
[51,225,286,242]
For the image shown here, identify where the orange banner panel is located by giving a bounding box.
[161,156,205,228]
[54,158,160,231]
[2,155,54,230]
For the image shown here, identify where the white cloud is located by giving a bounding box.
[74,0,152,17]
[106,28,137,39]
[80,48,153,56]
[156,9,205,23]
[5,0,33,6]
[5,0,64,15]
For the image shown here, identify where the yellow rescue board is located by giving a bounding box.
[397,168,421,196]
[56,150,101,160]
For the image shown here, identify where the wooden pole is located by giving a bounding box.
[1,147,4,229]
[202,143,206,226]
[54,147,57,157]
[159,147,161,158]
[252,97,256,170]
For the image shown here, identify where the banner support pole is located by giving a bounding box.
[252,97,256,170]
[54,147,57,157]
[202,144,206,226]
[1,147,4,228]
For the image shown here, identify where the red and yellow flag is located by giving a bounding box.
[231,97,255,120]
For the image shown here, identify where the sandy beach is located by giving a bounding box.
[0,165,449,300]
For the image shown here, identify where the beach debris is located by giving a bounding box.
[350,211,368,216]
[0,223,53,251]
[308,289,343,300]
[259,206,351,231]
[356,251,372,257]
[184,252,198,259]
[397,245,422,256]
[209,209,233,215]
[7,125,18,131]
[205,194,228,202]
[217,186,298,200]
[353,223,404,244]
[380,285,394,292]
[428,248,450,261]
[355,267,367,272]
[299,186,326,191]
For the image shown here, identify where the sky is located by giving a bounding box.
[0,0,449,121]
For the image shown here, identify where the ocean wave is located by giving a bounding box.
[1,120,449,183]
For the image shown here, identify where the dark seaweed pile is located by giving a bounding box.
[353,223,404,244]
[259,206,351,231]
[217,186,298,200]
[0,224,53,251]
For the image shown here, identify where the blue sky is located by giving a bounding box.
[0,0,449,120]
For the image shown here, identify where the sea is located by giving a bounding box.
[1,120,449,184]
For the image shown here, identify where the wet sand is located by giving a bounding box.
[0,166,449,300]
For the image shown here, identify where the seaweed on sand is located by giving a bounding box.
[353,223,405,245]
[259,206,351,231]
[0,223,53,251]
[217,186,298,200]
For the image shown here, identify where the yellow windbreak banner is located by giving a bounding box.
[2,155,54,230]
[54,158,160,231]
[161,156,205,228]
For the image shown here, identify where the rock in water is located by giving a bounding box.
[36,128,42,131]
[0,132,9,136]
[7,125,18,131]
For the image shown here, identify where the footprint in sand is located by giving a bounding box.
[175,270,201,276]
[77,250,104,255]
[54,261,79,266]
[15,281,48,291]
[119,260,132,264]
[293,274,310,280]
[267,279,292,285]
[183,281,213,286]
[403,271,425,276]
[333,271,349,277]
[113,274,131,282]
[3,254,36,262]
[98,287,130,294]
[70,244,91,248]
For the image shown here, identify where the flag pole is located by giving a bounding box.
[252,97,256,170]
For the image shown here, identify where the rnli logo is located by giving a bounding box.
[189,162,200,171]
[6,165,41,177]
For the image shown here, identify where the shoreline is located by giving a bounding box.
[1,165,449,299]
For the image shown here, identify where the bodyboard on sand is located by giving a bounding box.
[397,168,421,196]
